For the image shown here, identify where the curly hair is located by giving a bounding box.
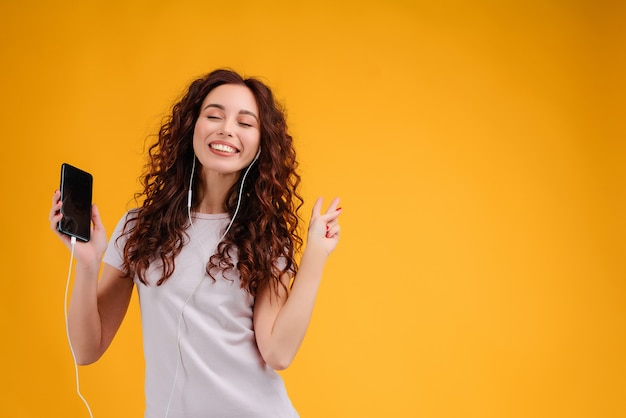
[120,69,303,297]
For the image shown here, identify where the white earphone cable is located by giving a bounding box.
[164,152,258,417]
[65,236,95,418]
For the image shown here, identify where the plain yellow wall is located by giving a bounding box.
[1,0,624,417]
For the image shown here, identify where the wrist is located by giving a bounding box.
[301,244,330,268]
[75,258,102,277]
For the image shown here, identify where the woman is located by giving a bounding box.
[49,69,342,417]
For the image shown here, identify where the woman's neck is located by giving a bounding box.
[194,170,240,214]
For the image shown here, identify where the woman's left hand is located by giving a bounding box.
[307,197,342,256]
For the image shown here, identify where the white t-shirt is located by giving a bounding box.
[103,212,299,418]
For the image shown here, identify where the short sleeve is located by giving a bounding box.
[102,211,133,274]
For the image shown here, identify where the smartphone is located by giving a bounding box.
[58,163,93,242]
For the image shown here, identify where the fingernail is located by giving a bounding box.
[326,225,329,231]
[336,207,342,211]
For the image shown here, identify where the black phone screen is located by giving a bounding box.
[58,163,93,242]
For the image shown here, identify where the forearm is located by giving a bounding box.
[263,247,328,369]
[67,260,104,365]
[256,196,342,369]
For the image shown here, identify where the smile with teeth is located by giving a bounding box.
[210,143,238,153]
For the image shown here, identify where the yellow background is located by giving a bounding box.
[1,0,624,417]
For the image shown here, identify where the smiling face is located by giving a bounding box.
[192,83,261,176]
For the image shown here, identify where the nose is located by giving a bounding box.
[219,117,236,137]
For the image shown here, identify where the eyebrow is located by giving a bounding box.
[203,103,259,122]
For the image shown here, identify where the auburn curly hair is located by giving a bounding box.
[120,69,303,297]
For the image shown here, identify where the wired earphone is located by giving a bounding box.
[164,147,261,417]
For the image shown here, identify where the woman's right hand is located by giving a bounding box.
[49,190,108,266]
